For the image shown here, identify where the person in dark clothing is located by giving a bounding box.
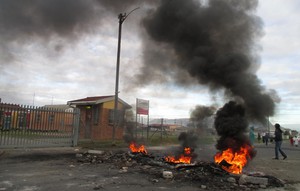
[265,133,269,146]
[273,123,287,160]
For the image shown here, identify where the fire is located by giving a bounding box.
[165,147,192,164]
[214,145,252,174]
[129,142,147,154]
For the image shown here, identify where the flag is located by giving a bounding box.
[137,99,149,115]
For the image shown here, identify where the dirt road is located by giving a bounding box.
[0,142,299,191]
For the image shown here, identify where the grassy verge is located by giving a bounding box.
[77,133,216,149]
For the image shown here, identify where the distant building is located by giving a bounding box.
[42,104,74,112]
[148,123,186,132]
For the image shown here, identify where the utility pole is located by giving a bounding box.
[112,8,139,143]
[32,92,35,106]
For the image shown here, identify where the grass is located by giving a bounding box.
[1,129,216,149]
[0,129,71,139]
[77,132,216,149]
[78,140,128,149]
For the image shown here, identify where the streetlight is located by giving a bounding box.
[113,7,140,143]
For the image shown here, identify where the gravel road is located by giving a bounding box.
[0,141,299,191]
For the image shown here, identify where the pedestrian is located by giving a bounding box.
[273,123,287,160]
[249,126,255,145]
[265,133,269,146]
[293,136,299,147]
[257,132,261,143]
[290,136,294,146]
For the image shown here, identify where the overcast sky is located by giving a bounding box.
[0,0,299,129]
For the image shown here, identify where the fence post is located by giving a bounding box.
[161,118,163,141]
[72,108,80,147]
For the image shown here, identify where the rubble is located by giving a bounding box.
[87,150,105,155]
[227,177,236,183]
[162,171,174,179]
[76,150,285,190]
[238,174,268,186]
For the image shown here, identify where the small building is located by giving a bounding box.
[67,95,131,141]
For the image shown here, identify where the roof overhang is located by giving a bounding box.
[67,97,132,109]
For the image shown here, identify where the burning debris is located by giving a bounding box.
[214,144,253,174]
[75,139,284,191]
[128,141,195,165]
[164,147,193,164]
[214,101,256,174]
[129,142,148,155]
[76,148,285,190]
[164,131,198,164]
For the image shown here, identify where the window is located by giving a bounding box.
[109,109,125,126]
[92,105,99,125]
[108,109,114,125]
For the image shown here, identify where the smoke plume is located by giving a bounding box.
[0,0,144,63]
[191,105,216,121]
[190,105,216,129]
[214,101,256,157]
[138,0,277,124]
[1,0,279,154]
[178,131,198,149]
[169,131,198,161]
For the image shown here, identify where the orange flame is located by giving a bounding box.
[214,145,252,174]
[129,142,147,154]
[165,147,192,164]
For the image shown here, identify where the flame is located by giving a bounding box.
[165,147,192,164]
[214,145,252,174]
[129,142,147,154]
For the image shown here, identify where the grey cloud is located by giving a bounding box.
[0,0,147,63]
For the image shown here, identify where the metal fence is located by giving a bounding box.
[0,103,80,148]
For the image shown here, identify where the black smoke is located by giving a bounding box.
[214,101,256,158]
[139,0,277,124]
[1,0,279,156]
[190,105,216,129]
[0,0,146,62]
[178,131,198,149]
[190,105,216,121]
[167,131,198,161]
[137,0,279,158]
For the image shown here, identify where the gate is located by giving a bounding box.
[0,103,80,148]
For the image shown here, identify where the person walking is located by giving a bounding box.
[265,132,269,146]
[293,136,299,147]
[290,135,294,146]
[273,123,287,160]
[249,126,255,145]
